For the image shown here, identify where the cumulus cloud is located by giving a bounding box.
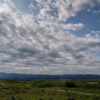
[92,10,100,14]
[38,21,84,31]
[91,30,100,34]
[0,0,100,74]
[61,23,84,31]
[40,8,52,17]
[87,8,91,12]
[53,0,95,21]
[36,0,97,22]
[97,0,100,3]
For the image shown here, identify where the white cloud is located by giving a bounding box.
[0,11,100,74]
[38,21,84,31]
[54,0,95,21]
[29,2,37,13]
[97,0,100,3]
[91,30,100,38]
[36,0,47,3]
[87,8,91,12]
[0,0,100,74]
[36,0,97,22]
[61,23,84,31]
[40,8,52,17]
[91,30,100,34]
[92,10,100,14]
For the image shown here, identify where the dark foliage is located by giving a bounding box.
[67,97,75,100]
[65,81,76,88]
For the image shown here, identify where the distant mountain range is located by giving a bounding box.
[0,72,100,80]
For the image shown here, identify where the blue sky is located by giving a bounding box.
[0,0,100,75]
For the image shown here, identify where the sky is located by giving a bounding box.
[0,0,100,75]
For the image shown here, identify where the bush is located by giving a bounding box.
[39,99,43,100]
[65,81,76,88]
[67,97,75,100]
[11,96,15,100]
[93,95,100,100]
[49,98,53,100]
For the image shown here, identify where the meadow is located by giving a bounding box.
[0,78,100,100]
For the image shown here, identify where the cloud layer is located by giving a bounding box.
[0,0,100,74]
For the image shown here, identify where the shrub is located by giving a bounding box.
[65,81,76,88]
[67,97,75,100]
[11,96,15,100]
[93,95,100,100]
[39,99,43,100]
[49,98,53,100]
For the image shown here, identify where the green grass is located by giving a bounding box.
[0,87,99,100]
[0,79,100,100]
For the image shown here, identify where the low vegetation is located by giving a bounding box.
[0,79,100,100]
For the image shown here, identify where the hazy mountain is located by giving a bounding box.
[0,72,100,80]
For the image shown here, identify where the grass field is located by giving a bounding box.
[0,79,100,100]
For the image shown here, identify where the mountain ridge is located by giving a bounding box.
[0,72,100,80]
